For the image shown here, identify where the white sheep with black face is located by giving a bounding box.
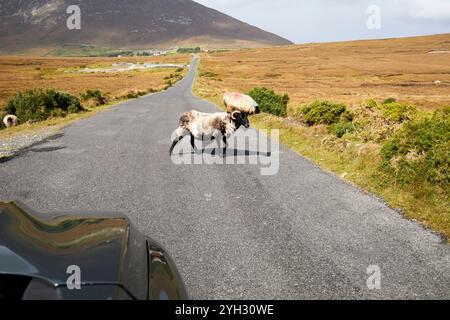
[3,115,19,128]
[224,92,260,115]
[169,110,249,155]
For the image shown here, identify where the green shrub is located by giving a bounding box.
[328,121,355,138]
[364,99,378,109]
[381,110,449,188]
[82,89,106,105]
[177,47,201,54]
[125,92,138,99]
[68,105,81,114]
[4,89,84,122]
[247,87,289,117]
[299,100,353,126]
[383,97,397,104]
[380,102,417,123]
[201,71,219,78]
[200,71,222,81]
[353,106,401,143]
[440,105,450,116]
[124,90,147,99]
[50,108,67,118]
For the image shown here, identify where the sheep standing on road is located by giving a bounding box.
[224,92,260,115]
[169,110,249,155]
[3,115,19,128]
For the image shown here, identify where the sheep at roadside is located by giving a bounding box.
[3,115,19,128]
[169,110,249,155]
[224,92,260,115]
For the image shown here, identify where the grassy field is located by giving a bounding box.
[194,34,450,241]
[0,54,190,108]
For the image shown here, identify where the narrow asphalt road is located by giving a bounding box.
[0,57,449,299]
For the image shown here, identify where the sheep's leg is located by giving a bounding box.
[213,135,228,156]
[222,136,228,156]
[190,134,200,153]
[169,136,183,155]
[215,135,221,151]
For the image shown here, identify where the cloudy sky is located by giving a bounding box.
[195,0,450,43]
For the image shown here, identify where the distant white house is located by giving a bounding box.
[134,49,168,56]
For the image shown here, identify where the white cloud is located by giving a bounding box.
[194,0,450,43]
[408,0,450,20]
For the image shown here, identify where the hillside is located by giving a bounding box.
[0,0,292,53]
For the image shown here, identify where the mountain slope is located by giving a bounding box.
[0,0,293,52]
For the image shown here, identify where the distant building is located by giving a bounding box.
[134,49,168,57]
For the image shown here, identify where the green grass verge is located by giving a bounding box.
[250,113,449,243]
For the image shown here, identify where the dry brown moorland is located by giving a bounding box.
[198,34,450,112]
[0,54,190,108]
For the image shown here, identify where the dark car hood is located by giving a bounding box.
[0,201,131,290]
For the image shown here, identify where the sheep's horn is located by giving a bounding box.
[231,111,240,120]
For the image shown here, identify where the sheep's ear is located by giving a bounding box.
[231,111,241,120]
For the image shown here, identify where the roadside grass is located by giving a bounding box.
[193,46,450,242]
[0,81,185,140]
[0,99,120,140]
[249,113,449,242]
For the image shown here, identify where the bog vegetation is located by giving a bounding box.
[247,87,289,117]
[296,96,449,238]
[177,47,201,54]
[290,95,449,201]
[0,85,161,130]
[81,89,106,106]
[381,108,449,189]
[1,89,85,125]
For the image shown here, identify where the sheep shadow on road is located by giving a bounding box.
[176,148,272,158]
[0,132,66,163]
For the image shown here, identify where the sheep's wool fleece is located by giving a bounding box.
[224,92,259,114]
[178,111,236,139]
[3,115,18,128]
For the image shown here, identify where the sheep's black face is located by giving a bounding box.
[231,111,250,129]
[241,113,250,128]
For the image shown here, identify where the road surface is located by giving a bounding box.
[1,57,449,299]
